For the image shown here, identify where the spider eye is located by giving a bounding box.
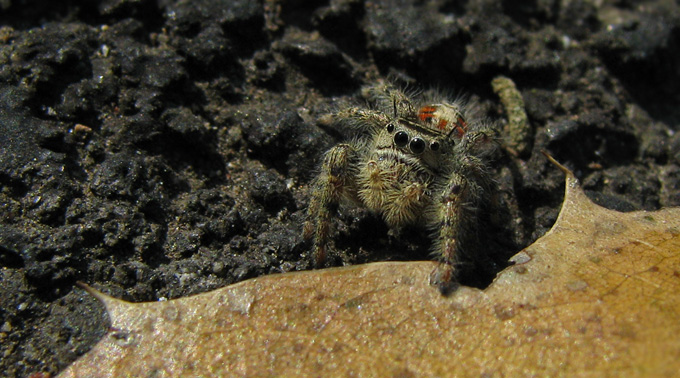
[386,123,395,133]
[409,137,426,154]
[394,131,409,147]
[430,141,440,151]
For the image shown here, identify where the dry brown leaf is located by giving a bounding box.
[58,160,680,377]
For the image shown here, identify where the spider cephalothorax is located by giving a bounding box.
[304,82,498,293]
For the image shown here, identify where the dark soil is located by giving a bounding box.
[1,0,678,376]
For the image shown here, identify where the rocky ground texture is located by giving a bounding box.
[1,0,679,376]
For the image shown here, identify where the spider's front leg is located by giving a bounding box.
[304,143,357,267]
[319,107,389,135]
[430,172,483,294]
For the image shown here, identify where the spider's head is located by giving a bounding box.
[374,119,449,171]
[386,122,444,154]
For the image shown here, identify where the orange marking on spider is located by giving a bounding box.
[451,116,468,138]
[418,106,437,122]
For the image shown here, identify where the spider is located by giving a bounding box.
[304,82,498,293]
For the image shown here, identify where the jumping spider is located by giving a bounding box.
[304,83,498,293]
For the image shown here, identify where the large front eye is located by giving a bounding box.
[409,137,426,154]
[394,131,409,147]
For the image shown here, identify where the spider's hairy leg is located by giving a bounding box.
[383,181,427,227]
[357,160,390,211]
[459,123,499,157]
[361,83,415,117]
[430,172,483,294]
[319,107,388,135]
[304,143,357,267]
